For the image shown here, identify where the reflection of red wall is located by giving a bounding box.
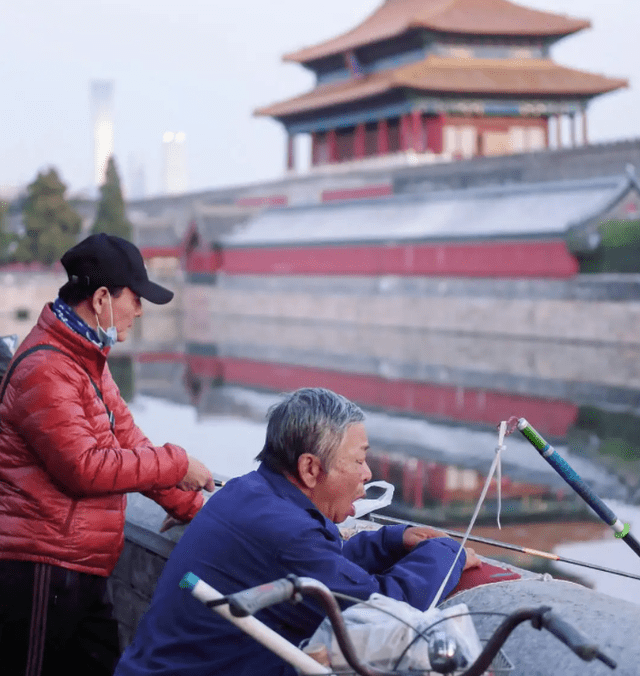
[181,354,577,436]
[185,250,221,274]
[140,246,183,259]
[137,352,185,364]
[235,195,288,207]
[220,240,578,278]
[368,453,551,510]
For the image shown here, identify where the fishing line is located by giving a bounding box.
[427,421,509,611]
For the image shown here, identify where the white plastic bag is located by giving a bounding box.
[303,594,482,673]
[338,481,394,531]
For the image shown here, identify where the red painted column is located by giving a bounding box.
[354,122,366,159]
[327,129,337,163]
[411,110,423,152]
[379,453,390,481]
[400,114,411,151]
[286,134,295,171]
[377,119,389,155]
[427,113,445,154]
[413,460,424,509]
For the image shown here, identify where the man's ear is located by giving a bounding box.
[91,286,110,315]
[297,453,322,489]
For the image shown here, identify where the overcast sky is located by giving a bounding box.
[0,0,637,198]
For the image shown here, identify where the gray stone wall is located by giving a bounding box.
[395,139,640,194]
[184,274,640,404]
[108,524,176,648]
[122,139,640,220]
[0,269,67,342]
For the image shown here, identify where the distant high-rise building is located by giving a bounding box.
[127,153,146,200]
[91,80,114,188]
[162,131,188,194]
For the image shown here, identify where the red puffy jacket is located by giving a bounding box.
[0,304,203,576]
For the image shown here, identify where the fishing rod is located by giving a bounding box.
[516,418,640,559]
[369,513,640,582]
[213,477,640,580]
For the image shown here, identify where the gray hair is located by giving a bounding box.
[255,387,365,477]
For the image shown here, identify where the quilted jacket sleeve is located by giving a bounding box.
[105,367,204,520]
[9,353,189,496]
[143,486,204,521]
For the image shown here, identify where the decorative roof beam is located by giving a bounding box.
[280,96,589,135]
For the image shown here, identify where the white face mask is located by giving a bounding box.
[95,291,117,347]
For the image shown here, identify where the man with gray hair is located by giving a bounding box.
[116,387,479,676]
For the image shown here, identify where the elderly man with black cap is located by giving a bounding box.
[0,234,214,676]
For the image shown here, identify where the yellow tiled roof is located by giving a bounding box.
[284,0,591,64]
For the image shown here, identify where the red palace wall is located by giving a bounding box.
[187,240,578,278]
[321,184,393,202]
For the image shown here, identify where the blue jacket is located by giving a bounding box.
[115,464,466,676]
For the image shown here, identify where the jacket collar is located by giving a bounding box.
[38,303,109,380]
[257,463,341,537]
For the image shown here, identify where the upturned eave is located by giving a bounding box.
[255,57,627,119]
[284,0,591,65]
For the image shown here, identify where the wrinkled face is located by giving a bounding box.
[97,287,143,342]
[314,422,372,523]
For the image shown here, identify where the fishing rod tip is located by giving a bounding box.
[501,416,521,437]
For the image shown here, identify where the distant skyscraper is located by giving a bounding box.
[91,80,114,188]
[127,152,146,200]
[162,131,188,194]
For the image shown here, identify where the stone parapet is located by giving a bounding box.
[185,275,640,347]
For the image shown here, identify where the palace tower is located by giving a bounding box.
[255,0,627,171]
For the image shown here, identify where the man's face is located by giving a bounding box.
[313,422,372,523]
[107,287,143,342]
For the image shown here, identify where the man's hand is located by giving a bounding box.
[178,455,215,492]
[403,526,448,551]
[403,528,482,570]
[463,547,481,570]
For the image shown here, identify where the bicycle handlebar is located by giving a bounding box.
[538,609,617,669]
[227,578,297,618]
[186,573,617,675]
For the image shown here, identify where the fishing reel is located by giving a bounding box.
[427,630,467,673]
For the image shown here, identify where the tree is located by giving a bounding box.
[0,199,10,263]
[14,168,82,265]
[91,156,132,240]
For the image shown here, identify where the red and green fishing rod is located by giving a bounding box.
[516,417,640,559]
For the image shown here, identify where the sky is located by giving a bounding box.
[0,0,638,199]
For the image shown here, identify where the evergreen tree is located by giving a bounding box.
[91,156,132,240]
[0,199,12,263]
[14,168,82,265]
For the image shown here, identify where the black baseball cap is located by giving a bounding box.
[61,233,174,305]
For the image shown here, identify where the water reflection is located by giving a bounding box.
[120,338,640,601]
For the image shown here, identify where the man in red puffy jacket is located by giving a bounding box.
[0,233,214,676]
